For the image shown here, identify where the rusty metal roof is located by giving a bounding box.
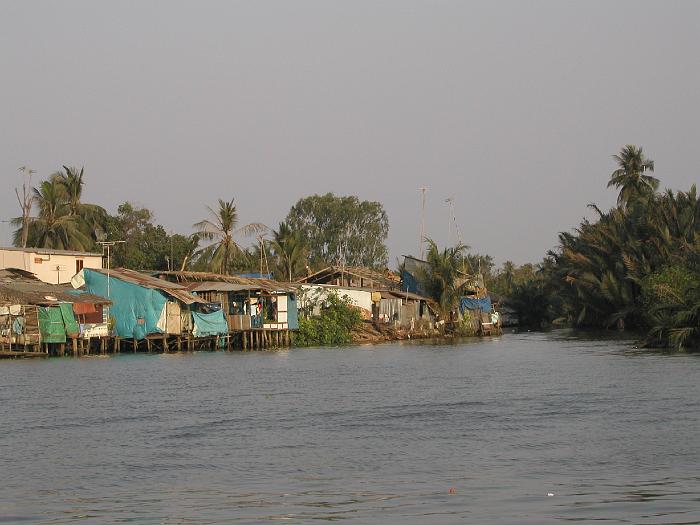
[153,271,298,293]
[296,266,401,288]
[90,268,207,305]
[182,281,256,293]
[0,268,111,306]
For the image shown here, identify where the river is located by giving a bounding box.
[1,331,699,524]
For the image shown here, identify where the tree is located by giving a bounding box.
[270,221,308,282]
[607,145,658,208]
[107,202,199,270]
[17,180,92,250]
[14,166,35,248]
[419,238,469,319]
[50,165,109,243]
[285,193,389,269]
[192,198,266,274]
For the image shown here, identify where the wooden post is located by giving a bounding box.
[163,334,168,353]
[71,338,78,356]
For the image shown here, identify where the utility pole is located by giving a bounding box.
[98,241,125,317]
[419,187,427,259]
[445,197,454,246]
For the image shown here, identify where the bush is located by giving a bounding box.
[294,292,362,347]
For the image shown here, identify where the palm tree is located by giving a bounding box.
[51,166,108,241]
[420,238,469,320]
[270,221,308,282]
[607,145,658,208]
[193,198,267,274]
[19,180,92,250]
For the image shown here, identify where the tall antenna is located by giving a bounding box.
[445,197,454,246]
[419,187,427,259]
[258,234,270,277]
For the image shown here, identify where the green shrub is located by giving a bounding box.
[294,292,362,347]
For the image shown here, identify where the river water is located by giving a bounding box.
[1,331,699,524]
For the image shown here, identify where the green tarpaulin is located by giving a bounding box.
[59,303,79,337]
[38,306,67,343]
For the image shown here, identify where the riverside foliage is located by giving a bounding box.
[508,146,700,351]
[294,291,362,347]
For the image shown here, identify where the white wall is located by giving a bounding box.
[0,249,102,284]
[299,284,373,313]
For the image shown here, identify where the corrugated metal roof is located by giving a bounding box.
[0,246,103,257]
[91,268,207,305]
[0,268,110,306]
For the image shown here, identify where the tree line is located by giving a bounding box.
[11,167,390,280]
[505,145,700,351]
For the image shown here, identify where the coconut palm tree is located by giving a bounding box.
[420,238,469,320]
[17,180,92,250]
[607,145,658,208]
[270,221,308,282]
[193,198,267,274]
[50,166,108,241]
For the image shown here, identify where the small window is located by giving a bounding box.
[75,259,84,274]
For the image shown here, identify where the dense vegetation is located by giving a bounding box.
[13,145,700,351]
[12,170,390,278]
[285,193,389,269]
[505,146,700,351]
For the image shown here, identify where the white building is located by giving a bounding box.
[0,247,103,284]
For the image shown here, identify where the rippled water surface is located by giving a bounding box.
[2,331,700,524]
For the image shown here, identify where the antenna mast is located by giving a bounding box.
[419,187,427,259]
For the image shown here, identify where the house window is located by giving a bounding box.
[75,259,84,274]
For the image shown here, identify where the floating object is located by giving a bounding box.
[547,492,554,497]
[448,488,457,494]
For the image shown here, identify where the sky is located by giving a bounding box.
[1,1,699,267]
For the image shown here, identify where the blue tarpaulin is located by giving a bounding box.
[81,269,167,339]
[460,296,492,313]
[192,310,228,337]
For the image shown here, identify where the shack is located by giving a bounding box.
[0,268,110,355]
[298,282,436,329]
[73,268,229,345]
[153,271,299,332]
[298,265,402,291]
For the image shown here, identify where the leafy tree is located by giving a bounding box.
[107,202,199,270]
[193,198,266,274]
[285,193,389,269]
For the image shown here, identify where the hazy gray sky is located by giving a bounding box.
[2,1,699,266]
